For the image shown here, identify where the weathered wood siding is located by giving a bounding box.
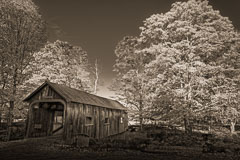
[28,106,54,137]
[27,85,63,104]
[26,85,65,137]
[64,102,128,140]
[26,84,128,140]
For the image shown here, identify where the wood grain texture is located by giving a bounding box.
[25,83,128,140]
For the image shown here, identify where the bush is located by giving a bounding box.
[147,131,167,141]
[127,137,151,150]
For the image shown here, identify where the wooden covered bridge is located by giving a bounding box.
[24,80,128,140]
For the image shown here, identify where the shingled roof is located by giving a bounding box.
[23,81,127,111]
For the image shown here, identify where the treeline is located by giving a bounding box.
[112,0,240,133]
[0,0,100,140]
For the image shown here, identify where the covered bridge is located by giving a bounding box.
[24,80,128,140]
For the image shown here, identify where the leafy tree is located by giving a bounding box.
[113,0,240,133]
[139,0,240,133]
[0,0,47,140]
[27,40,92,91]
[209,41,240,133]
[113,36,153,130]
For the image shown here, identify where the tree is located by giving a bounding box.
[139,0,240,133]
[27,40,92,91]
[113,36,153,130]
[90,59,104,94]
[0,0,47,140]
[211,84,240,133]
[93,59,99,94]
[113,0,240,133]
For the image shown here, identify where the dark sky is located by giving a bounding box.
[33,0,240,97]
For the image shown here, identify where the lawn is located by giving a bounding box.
[1,129,240,160]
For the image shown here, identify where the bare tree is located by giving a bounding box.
[93,59,99,94]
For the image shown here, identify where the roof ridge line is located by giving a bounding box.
[49,81,117,102]
[24,81,127,111]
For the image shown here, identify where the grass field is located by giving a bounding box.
[0,137,239,160]
[1,128,240,160]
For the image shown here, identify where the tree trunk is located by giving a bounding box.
[7,69,17,141]
[208,117,212,133]
[184,116,192,134]
[7,100,14,141]
[139,95,143,131]
[184,116,188,133]
[139,113,143,131]
[139,104,143,131]
[230,121,236,133]
[208,125,211,132]
[0,104,3,128]
[0,112,2,128]
[93,59,99,94]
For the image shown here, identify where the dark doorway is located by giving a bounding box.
[31,102,64,137]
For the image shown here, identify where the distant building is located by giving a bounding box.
[24,80,128,140]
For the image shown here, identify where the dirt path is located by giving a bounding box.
[0,137,239,160]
